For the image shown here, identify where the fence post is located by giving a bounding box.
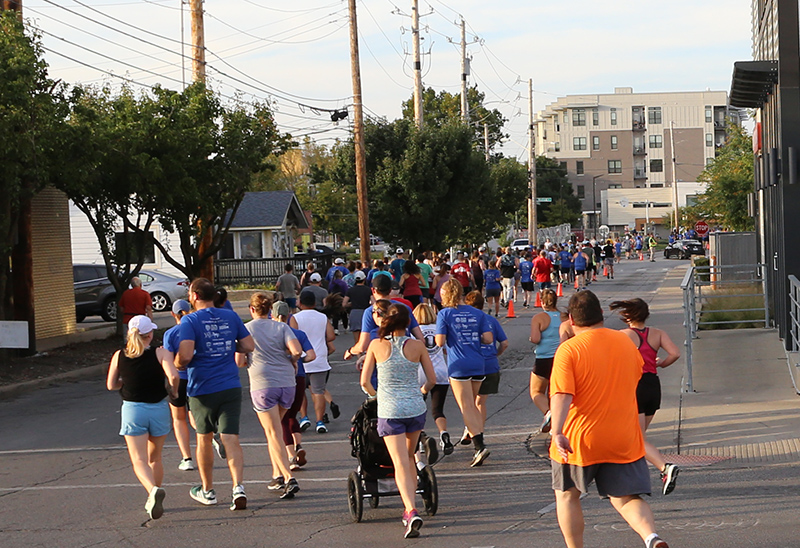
[681,266,695,393]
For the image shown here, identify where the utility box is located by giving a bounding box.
[709,231,758,281]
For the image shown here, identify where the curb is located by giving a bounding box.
[0,364,105,401]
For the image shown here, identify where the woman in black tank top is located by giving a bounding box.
[107,315,179,520]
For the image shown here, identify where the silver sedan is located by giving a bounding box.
[137,270,190,312]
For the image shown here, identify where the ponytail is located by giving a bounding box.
[124,327,147,358]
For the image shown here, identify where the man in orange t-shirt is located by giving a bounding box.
[549,290,669,548]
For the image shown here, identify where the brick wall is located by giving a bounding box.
[31,187,76,341]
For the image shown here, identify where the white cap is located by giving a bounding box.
[334,257,344,264]
[396,248,404,255]
[354,270,366,281]
[128,315,157,334]
[310,272,322,282]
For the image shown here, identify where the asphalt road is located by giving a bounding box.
[2,257,797,547]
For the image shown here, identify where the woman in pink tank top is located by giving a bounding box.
[611,298,682,496]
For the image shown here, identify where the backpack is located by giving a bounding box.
[500,254,515,268]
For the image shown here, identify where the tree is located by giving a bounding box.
[0,14,66,321]
[535,157,581,227]
[695,124,754,231]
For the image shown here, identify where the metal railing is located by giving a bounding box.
[681,263,768,392]
[215,252,344,286]
[785,276,800,395]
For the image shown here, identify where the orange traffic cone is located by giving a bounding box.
[556,283,563,297]
[603,265,608,277]
[574,278,579,289]
[639,252,644,261]
[534,291,542,308]
[506,299,517,319]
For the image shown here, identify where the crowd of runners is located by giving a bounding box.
[106,238,677,547]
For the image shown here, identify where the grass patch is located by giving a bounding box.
[225,282,275,291]
[697,283,765,330]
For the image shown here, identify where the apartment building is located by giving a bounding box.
[534,88,740,233]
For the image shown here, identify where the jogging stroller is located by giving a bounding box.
[347,397,438,522]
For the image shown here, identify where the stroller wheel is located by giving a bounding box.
[369,496,380,508]
[347,471,364,522]
[420,466,438,516]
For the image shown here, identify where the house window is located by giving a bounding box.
[706,133,713,147]
[608,160,622,174]
[608,184,622,189]
[115,231,156,265]
[592,136,600,150]
[573,137,587,151]
[554,141,561,152]
[239,231,263,258]
[649,183,664,188]
[576,161,584,175]
[218,233,235,259]
[705,106,712,123]
[577,185,585,199]
[592,108,599,126]
[611,135,618,150]
[610,108,617,126]
[572,108,586,126]
[650,159,664,172]
[649,135,663,148]
[648,106,662,124]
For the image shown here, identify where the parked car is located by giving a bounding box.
[663,239,705,260]
[510,238,532,254]
[73,265,189,322]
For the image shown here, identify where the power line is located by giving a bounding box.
[240,0,344,14]
[66,0,187,46]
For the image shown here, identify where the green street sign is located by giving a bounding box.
[536,197,553,203]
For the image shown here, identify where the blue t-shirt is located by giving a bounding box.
[559,251,573,268]
[435,305,491,377]
[290,327,313,378]
[389,258,406,281]
[481,313,508,375]
[361,300,420,333]
[178,307,250,397]
[484,269,501,290]
[163,324,187,380]
[519,260,533,283]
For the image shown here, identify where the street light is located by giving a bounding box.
[591,174,604,240]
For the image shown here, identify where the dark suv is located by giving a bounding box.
[73,264,117,322]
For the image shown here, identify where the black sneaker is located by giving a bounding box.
[422,432,439,465]
[440,432,454,456]
[280,478,300,500]
[661,463,679,495]
[330,401,341,419]
[267,476,285,491]
[322,413,330,424]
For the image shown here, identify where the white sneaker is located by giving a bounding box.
[178,458,195,471]
[230,484,247,511]
[145,486,165,519]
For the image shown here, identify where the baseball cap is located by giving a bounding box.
[272,301,290,318]
[128,315,157,334]
[334,257,344,264]
[172,299,191,315]
[310,273,322,282]
[396,247,404,255]
[479,246,486,251]
[354,270,366,281]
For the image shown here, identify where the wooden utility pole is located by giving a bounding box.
[411,0,423,128]
[483,123,490,161]
[669,120,679,231]
[528,78,537,247]
[348,0,371,265]
[460,19,468,122]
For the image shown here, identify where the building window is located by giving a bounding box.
[650,159,663,172]
[115,231,156,265]
[559,161,568,172]
[610,108,617,126]
[576,161,584,175]
[239,231,263,259]
[573,137,587,150]
[611,135,618,150]
[592,108,599,126]
[706,157,714,166]
[218,233,235,259]
[649,183,664,188]
[649,135,663,148]
[592,136,600,150]
[705,106,713,123]
[706,133,713,147]
[648,106,662,124]
[577,185,585,199]
[608,160,622,174]
[572,108,586,126]
[554,142,560,152]
[608,184,622,189]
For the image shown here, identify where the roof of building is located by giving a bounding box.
[227,191,309,230]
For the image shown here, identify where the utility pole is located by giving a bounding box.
[483,123,490,161]
[348,0,371,265]
[528,78,537,247]
[460,19,468,122]
[411,0,423,128]
[669,120,679,232]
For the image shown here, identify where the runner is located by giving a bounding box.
[559,245,574,285]
[572,246,589,291]
[107,315,180,520]
[533,250,553,292]
[163,299,195,471]
[430,263,451,311]
[343,271,371,345]
[399,260,424,309]
[470,250,485,296]
[528,289,566,432]
[451,251,474,295]
[519,252,534,308]
[483,258,502,317]
[415,253,434,304]
[610,298,682,496]
[465,291,508,428]
[390,248,407,281]
[499,247,518,307]
[602,239,615,279]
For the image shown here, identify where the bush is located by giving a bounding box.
[698,283,765,330]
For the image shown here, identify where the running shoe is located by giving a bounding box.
[646,535,669,548]
[299,416,311,432]
[459,426,472,446]
[440,432,454,456]
[322,413,330,424]
[289,457,300,471]
[295,447,307,467]
[470,447,491,467]
[316,421,328,434]
[230,484,247,511]
[145,486,165,520]
[212,433,226,460]
[267,476,285,490]
[334,328,340,336]
[402,509,423,538]
[178,458,196,471]
[280,478,300,500]
[189,485,217,505]
[540,410,552,434]
[422,432,439,465]
[661,463,679,495]
[330,401,341,419]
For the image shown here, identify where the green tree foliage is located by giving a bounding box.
[695,124,754,231]
[0,14,66,319]
[536,157,581,227]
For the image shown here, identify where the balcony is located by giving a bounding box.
[634,168,647,179]
[633,144,646,155]
[714,120,726,130]
[632,119,646,131]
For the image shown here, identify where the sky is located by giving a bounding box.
[21,0,753,161]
